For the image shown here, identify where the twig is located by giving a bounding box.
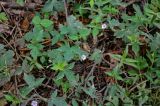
[85,63,97,82]
[129,80,147,92]
[63,0,68,23]
[0,1,42,10]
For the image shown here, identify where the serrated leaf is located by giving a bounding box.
[52,61,68,71]
[79,28,91,40]
[48,97,67,106]
[20,86,33,98]
[90,49,102,63]
[65,70,77,86]
[24,74,35,86]
[34,78,45,87]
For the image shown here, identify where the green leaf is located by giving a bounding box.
[90,49,102,63]
[79,28,91,40]
[59,24,69,34]
[20,86,33,98]
[34,78,45,87]
[32,16,41,25]
[24,74,36,87]
[69,34,79,40]
[48,94,68,106]
[92,28,99,37]
[16,0,24,6]
[40,19,53,28]
[72,99,78,106]
[52,61,68,71]
[42,0,54,12]
[42,0,64,12]
[0,44,4,51]
[65,70,77,86]
[82,85,97,98]
[89,0,94,8]
[4,94,20,105]
[55,72,65,80]
[0,12,8,22]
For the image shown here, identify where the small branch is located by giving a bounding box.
[63,0,68,23]
[0,1,42,10]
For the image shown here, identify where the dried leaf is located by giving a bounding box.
[21,17,30,32]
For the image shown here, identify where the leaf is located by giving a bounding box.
[65,70,77,86]
[32,16,41,25]
[92,28,99,37]
[55,72,65,80]
[4,94,20,105]
[89,0,94,8]
[48,94,67,106]
[27,43,43,60]
[0,12,8,22]
[20,86,33,98]
[0,44,4,51]
[42,0,54,12]
[90,49,102,63]
[0,50,14,66]
[72,99,78,106]
[16,0,24,6]
[79,28,91,40]
[67,15,83,34]
[24,74,36,87]
[82,85,97,98]
[52,61,68,71]
[34,78,45,87]
[42,0,64,12]
[59,24,69,34]
[40,19,53,28]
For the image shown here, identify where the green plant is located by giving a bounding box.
[0,12,8,22]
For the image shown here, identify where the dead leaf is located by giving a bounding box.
[82,43,91,52]
[21,17,29,32]
[0,98,7,106]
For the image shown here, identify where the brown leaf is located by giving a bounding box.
[21,17,29,32]
[82,43,91,52]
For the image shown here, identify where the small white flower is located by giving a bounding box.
[80,54,87,61]
[31,100,38,106]
[101,23,107,29]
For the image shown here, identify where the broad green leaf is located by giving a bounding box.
[32,16,41,25]
[59,25,69,34]
[40,19,53,28]
[79,28,91,40]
